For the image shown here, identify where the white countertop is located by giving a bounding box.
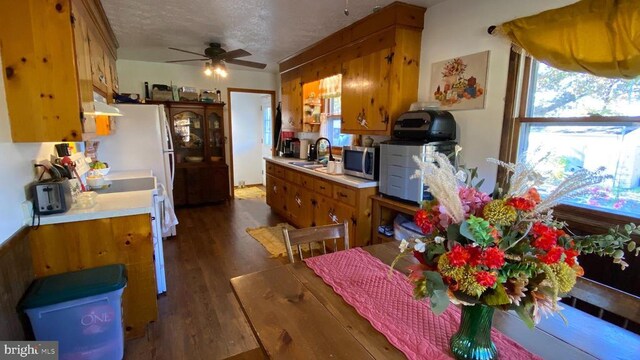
[27,170,156,226]
[104,169,154,181]
[264,156,378,189]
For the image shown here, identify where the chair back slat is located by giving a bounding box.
[568,277,640,327]
[282,221,350,263]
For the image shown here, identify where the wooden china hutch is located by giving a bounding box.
[150,101,230,206]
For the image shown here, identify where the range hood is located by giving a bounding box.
[84,92,123,117]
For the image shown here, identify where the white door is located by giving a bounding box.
[231,92,266,187]
[261,95,273,185]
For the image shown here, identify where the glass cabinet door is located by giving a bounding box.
[172,110,205,163]
[206,110,224,162]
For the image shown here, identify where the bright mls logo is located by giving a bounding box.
[1,341,57,359]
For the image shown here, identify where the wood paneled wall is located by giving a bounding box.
[0,228,33,340]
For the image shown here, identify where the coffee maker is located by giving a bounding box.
[280,138,299,158]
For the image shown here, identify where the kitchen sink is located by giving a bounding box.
[92,177,156,194]
[288,161,325,169]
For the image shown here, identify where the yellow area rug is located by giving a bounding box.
[246,223,322,258]
[234,186,266,200]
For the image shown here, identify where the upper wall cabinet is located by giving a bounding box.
[281,68,303,131]
[278,2,425,136]
[0,0,118,142]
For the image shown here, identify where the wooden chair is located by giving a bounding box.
[566,277,640,330]
[281,221,349,263]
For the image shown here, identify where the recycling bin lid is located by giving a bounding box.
[18,264,127,311]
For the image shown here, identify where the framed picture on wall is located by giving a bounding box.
[429,51,489,110]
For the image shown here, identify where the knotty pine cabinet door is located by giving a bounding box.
[0,0,83,142]
[287,184,314,228]
[281,70,303,130]
[315,195,356,251]
[341,48,393,134]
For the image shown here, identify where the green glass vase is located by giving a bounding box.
[449,304,498,360]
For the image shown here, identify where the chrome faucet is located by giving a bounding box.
[315,137,334,162]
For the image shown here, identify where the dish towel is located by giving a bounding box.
[159,183,178,233]
[304,248,542,360]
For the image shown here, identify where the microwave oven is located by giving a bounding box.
[342,146,379,180]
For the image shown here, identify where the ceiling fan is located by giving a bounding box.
[166,43,267,74]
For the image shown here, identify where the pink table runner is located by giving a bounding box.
[304,248,542,360]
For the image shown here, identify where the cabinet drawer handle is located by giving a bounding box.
[338,192,348,198]
[295,195,302,206]
[319,186,325,190]
[328,209,339,224]
[273,185,277,193]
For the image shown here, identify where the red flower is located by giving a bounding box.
[564,248,579,266]
[447,245,470,267]
[481,247,505,269]
[414,209,435,234]
[531,223,558,251]
[525,188,541,204]
[506,197,536,211]
[466,246,483,267]
[538,246,564,264]
[475,271,497,287]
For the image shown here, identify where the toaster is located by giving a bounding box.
[32,179,73,215]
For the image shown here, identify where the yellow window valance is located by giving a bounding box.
[493,0,640,79]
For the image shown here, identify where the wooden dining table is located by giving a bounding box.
[230,242,640,360]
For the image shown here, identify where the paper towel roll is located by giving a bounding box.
[299,139,310,159]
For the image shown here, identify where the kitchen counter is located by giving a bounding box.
[27,170,156,226]
[264,156,378,189]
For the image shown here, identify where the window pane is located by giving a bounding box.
[528,62,640,117]
[519,122,640,217]
[327,117,352,147]
[263,106,271,146]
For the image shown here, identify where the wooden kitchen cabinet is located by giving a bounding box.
[265,160,377,248]
[160,101,230,205]
[341,48,393,133]
[0,0,118,142]
[278,2,424,136]
[280,69,303,131]
[29,214,158,340]
[89,32,108,94]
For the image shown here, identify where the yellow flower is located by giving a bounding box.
[438,255,487,297]
[551,262,577,294]
[482,199,517,226]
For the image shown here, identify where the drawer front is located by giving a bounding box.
[266,162,276,175]
[274,165,285,178]
[285,168,302,185]
[314,178,333,197]
[300,174,315,190]
[333,185,357,207]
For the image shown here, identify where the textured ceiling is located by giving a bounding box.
[101,0,446,72]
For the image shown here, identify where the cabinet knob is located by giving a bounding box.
[295,195,302,206]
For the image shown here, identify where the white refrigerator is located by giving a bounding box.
[99,104,177,294]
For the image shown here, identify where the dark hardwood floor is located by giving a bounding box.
[124,196,287,359]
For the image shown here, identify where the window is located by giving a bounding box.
[324,97,353,147]
[262,103,272,146]
[502,52,640,224]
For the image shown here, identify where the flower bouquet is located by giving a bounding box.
[392,151,639,359]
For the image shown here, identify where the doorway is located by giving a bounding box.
[228,88,276,198]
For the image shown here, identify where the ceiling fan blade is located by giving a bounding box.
[168,47,208,57]
[219,49,251,60]
[165,58,208,63]
[225,58,267,69]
